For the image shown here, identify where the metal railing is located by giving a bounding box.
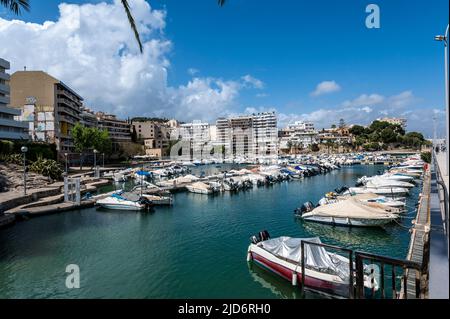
[298,240,425,299]
[433,149,449,241]
[354,251,424,299]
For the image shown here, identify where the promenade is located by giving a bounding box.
[429,150,449,298]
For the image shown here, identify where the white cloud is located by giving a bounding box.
[241,75,265,89]
[0,0,261,123]
[187,68,199,76]
[310,80,341,97]
[341,93,385,107]
[388,90,416,108]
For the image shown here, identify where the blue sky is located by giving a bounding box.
[1,0,448,136]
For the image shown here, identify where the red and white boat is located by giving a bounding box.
[247,231,377,297]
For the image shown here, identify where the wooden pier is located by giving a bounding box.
[403,166,431,299]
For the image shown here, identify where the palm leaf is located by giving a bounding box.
[0,0,30,15]
[121,0,144,53]
[218,0,226,6]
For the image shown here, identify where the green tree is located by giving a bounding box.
[72,123,112,169]
[131,125,138,143]
[349,125,365,136]
[339,118,346,129]
[380,127,397,144]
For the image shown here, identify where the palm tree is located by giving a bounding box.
[2,0,227,54]
[0,0,29,15]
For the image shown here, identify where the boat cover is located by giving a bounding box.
[307,198,396,219]
[260,236,349,279]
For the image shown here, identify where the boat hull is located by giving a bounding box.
[248,246,349,297]
[301,215,396,227]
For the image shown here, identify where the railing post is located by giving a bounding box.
[300,240,305,298]
[355,253,364,299]
[348,250,354,299]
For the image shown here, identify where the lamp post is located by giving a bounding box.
[21,146,28,195]
[93,149,98,168]
[435,24,449,174]
[64,152,68,175]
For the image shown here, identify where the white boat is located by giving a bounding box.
[364,176,415,189]
[318,193,405,210]
[247,232,377,297]
[96,192,151,211]
[297,198,399,227]
[186,182,218,194]
[347,187,409,196]
[141,194,173,206]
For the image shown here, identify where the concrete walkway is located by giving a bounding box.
[429,162,449,299]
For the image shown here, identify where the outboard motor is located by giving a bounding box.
[259,230,271,241]
[250,235,260,244]
[334,186,349,194]
[294,201,315,215]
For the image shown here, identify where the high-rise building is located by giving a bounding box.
[0,58,28,140]
[216,112,278,159]
[9,70,83,152]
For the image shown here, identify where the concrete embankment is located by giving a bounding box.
[1,178,111,220]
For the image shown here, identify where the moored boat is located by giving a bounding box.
[96,192,152,211]
[296,197,399,227]
[247,231,378,296]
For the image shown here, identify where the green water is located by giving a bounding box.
[0,165,421,299]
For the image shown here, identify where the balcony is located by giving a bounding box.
[0,72,10,82]
[0,130,29,140]
[0,95,10,105]
[0,83,9,95]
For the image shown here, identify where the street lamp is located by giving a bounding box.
[21,146,28,195]
[93,149,98,168]
[435,24,449,174]
[64,152,68,175]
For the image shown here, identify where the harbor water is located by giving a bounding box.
[0,165,421,298]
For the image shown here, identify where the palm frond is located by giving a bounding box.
[218,0,226,6]
[0,0,30,15]
[120,0,144,54]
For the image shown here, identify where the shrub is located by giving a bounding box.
[0,140,14,155]
[29,157,63,180]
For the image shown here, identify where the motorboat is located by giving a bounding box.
[141,194,173,206]
[318,192,405,210]
[96,192,152,211]
[247,231,378,297]
[346,187,410,197]
[363,176,415,189]
[185,182,219,194]
[296,198,399,227]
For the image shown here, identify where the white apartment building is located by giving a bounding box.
[279,121,318,150]
[216,112,278,159]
